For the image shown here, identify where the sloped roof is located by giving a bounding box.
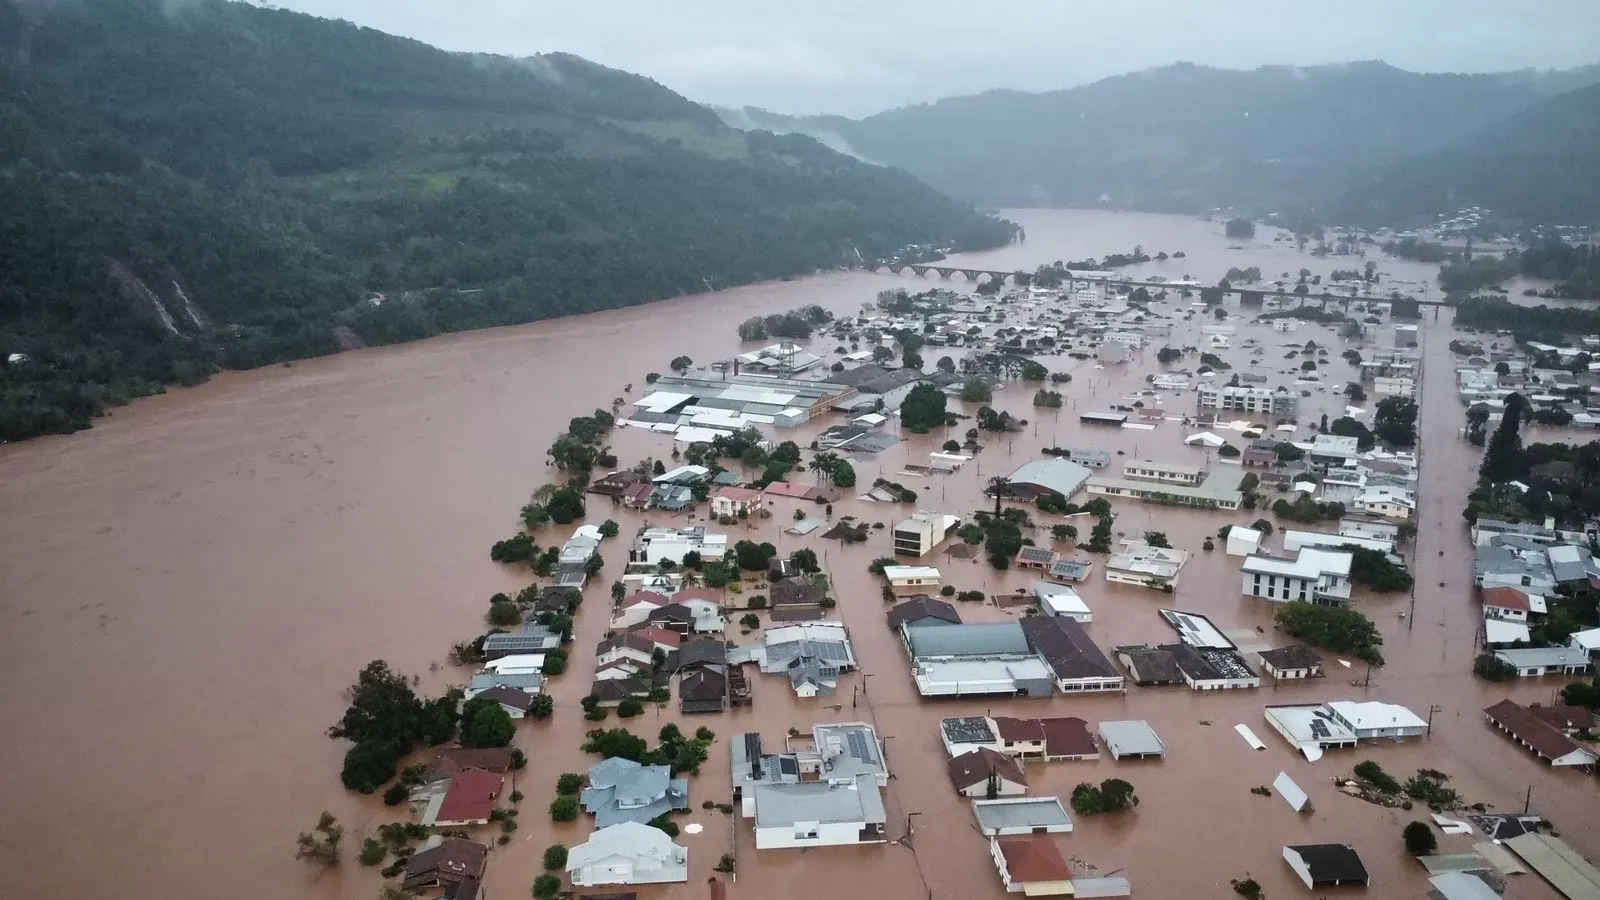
[1039,717,1097,757]
[1022,616,1119,680]
[435,768,502,823]
[1484,699,1590,762]
[996,834,1072,883]
[905,622,1030,658]
[403,838,488,887]
[947,748,1027,791]
[1286,843,1368,884]
[423,748,514,782]
[887,596,961,630]
[1258,645,1324,671]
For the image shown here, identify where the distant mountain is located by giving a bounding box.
[1326,83,1600,226]
[715,61,1600,215]
[0,0,1014,441]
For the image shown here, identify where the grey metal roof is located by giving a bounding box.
[1005,457,1094,498]
[762,638,852,673]
[971,797,1073,833]
[905,622,1030,659]
[753,775,885,826]
[1098,720,1164,757]
[580,758,689,827]
[483,628,560,655]
[1547,544,1598,583]
[466,672,545,694]
[1494,646,1591,668]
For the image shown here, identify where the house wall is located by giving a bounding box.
[1057,676,1125,693]
[755,819,878,849]
[1282,848,1316,890]
[1263,663,1316,679]
[1484,605,1528,623]
[1242,571,1313,603]
[957,777,1027,799]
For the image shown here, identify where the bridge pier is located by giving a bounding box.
[888,264,906,275]
[960,269,981,282]
[910,265,930,277]
[938,269,953,280]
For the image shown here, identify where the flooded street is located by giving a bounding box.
[1,209,1594,899]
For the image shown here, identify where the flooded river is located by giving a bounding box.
[0,210,1593,899]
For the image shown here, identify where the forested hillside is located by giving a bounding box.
[718,62,1599,216]
[0,0,1014,441]
[1326,83,1600,226]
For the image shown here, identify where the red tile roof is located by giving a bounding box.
[1484,699,1587,762]
[991,716,1045,743]
[628,625,683,649]
[713,487,763,503]
[997,834,1072,883]
[423,748,515,782]
[1482,587,1532,612]
[1524,704,1597,732]
[762,481,822,500]
[1039,716,1097,758]
[671,587,724,605]
[435,768,502,823]
[620,590,669,608]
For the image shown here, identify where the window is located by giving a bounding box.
[795,823,820,840]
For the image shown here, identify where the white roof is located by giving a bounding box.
[883,565,941,580]
[1036,585,1090,616]
[1484,619,1531,645]
[567,821,683,871]
[1327,700,1426,730]
[1242,548,1352,579]
[1571,627,1600,651]
[483,654,546,673]
[635,391,694,413]
[1184,431,1227,447]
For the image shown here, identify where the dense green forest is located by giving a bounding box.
[0,0,1014,441]
[717,62,1600,217]
[1328,83,1600,226]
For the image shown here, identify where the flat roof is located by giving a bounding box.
[1122,459,1204,477]
[1159,609,1234,649]
[913,657,1054,690]
[1242,548,1353,579]
[1098,720,1164,758]
[971,797,1073,834]
[883,565,941,580]
[1327,700,1426,730]
[1263,705,1358,747]
[754,775,885,827]
[1505,832,1600,900]
[1087,475,1243,504]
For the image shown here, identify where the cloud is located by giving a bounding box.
[272,0,1600,116]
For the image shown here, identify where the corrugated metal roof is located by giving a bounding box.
[1505,833,1600,900]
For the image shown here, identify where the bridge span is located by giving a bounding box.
[857,262,1452,308]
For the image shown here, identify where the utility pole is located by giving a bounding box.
[1426,704,1442,738]
[1523,785,1533,815]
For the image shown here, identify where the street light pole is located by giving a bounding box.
[1426,704,1442,738]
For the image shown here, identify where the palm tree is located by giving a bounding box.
[679,571,702,589]
[986,476,1011,517]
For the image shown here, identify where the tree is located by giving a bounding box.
[1157,346,1182,364]
[1344,382,1367,403]
[1224,217,1256,239]
[1329,416,1375,451]
[1275,442,1303,462]
[900,383,948,433]
[581,727,650,761]
[358,837,386,866]
[617,699,644,718]
[528,694,554,719]
[1069,783,1104,815]
[1561,677,1600,710]
[1099,778,1138,811]
[1473,653,1518,682]
[830,460,857,488]
[1275,602,1384,665]
[294,812,344,866]
[532,874,563,900]
[942,439,961,453]
[1373,396,1418,447]
[1482,393,1526,482]
[1231,877,1263,899]
[732,540,778,572]
[460,695,517,748]
[669,355,693,373]
[488,600,522,628]
[960,378,993,403]
[1345,546,1414,592]
[556,772,584,795]
[1403,821,1437,856]
[790,547,820,573]
[543,844,568,870]
[984,519,1025,569]
[549,795,579,822]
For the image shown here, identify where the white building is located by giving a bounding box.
[567,821,688,887]
[1241,549,1353,606]
[1106,542,1189,589]
[753,775,887,849]
[883,564,942,596]
[1324,700,1428,739]
[1372,376,1416,399]
[1493,646,1592,678]
[1225,526,1264,556]
[892,512,962,558]
[1120,459,1205,486]
[631,526,728,566]
[1086,475,1242,510]
[1283,528,1393,555]
[1034,582,1092,622]
[1353,484,1416,520]
[1196,384,1298,419]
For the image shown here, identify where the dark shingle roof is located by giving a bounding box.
[1286,844,1368,884]
[946,747,1027,791]
[1258,645,1324,671]
[886,596,961,630]
[1021,616,1118,681]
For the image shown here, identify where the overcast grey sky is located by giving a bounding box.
[275,0,1600,117]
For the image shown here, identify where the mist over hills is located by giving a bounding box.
[0,0,1013,440]
[716,61,1600,222]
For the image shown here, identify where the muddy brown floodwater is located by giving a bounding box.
[1,210,1595,900]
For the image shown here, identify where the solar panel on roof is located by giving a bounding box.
[847,731,878,765]
[1310,720,1330,739]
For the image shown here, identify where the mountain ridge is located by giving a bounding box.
[0,0,1014,441]
[714,60,1600,216]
